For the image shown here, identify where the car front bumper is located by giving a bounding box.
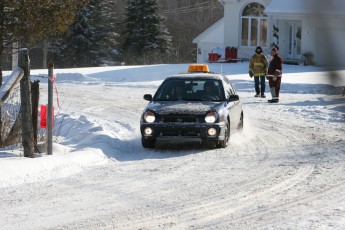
[140,122,226,142]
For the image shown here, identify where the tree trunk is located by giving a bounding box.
[0,0,4,146]
[0,0,4,86]
[12,42,19,70]
[42,40,48,69]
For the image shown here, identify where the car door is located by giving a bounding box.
[229,83,242,124]
[222,78,241,132]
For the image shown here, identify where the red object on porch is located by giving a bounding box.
[40,105,54,128]
[208,53,219,62]
[225,47,238,63]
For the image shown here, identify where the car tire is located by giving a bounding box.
[216,120,230,148]
[237,112,244,132]
[141,137,156,148]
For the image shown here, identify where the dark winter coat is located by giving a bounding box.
[267,54,282,77]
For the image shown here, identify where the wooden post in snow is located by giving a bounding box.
[31,80,40,152]
[47,63,54,155]
[19,48,35,158]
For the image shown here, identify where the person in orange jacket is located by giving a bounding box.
[266,46,283,103]
[249,46,269,98]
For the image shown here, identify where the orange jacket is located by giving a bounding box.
[249,53,268,76]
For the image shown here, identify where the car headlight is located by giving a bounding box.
[205,111,218,123]
[144,111,155,123]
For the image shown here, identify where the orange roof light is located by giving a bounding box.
[188,64,210,73]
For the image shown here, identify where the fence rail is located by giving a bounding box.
[0,67,24,106]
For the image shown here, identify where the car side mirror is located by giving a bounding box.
[228,94,239,102]
[143,94,153,101]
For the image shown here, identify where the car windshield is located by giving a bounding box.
[154,79,225,101]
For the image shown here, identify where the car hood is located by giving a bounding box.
[146,101,224,115]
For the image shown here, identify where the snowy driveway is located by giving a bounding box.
[0,63,344,229]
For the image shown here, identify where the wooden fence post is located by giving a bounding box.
[31,80,40,152]
[47,63,53,155]
[19,48,35,158]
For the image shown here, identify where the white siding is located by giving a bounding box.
[193,0,345,66]
[193,19,224,63]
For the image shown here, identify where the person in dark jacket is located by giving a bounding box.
[266,46,283,103]
[172,81,186,100]
[249,46,268,98]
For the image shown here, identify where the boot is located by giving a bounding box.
[255,85,260,97]
[268,99,279,103]
[261,86,266,98]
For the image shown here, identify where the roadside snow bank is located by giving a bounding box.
[0,114,112,188]
[0,147,109,188]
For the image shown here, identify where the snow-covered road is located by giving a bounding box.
[1,63,344,229]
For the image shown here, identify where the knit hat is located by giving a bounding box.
[255,46,262,53]
[271,45,279,51]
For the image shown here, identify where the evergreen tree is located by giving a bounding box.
[0,0,86,79]
[60,0,119,67]
[122,0,171,64]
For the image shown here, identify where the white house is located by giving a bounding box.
[193,0,345,67]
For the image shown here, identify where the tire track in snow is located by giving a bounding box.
[95,117,320,229]
[221,178,345,229]
[188,164,316,229]
[37,87,344,229]
[107,164,315,230]
[110,113,338,229]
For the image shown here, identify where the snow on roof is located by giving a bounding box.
[265,0,345,16]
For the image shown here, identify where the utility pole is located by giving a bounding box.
[19,48,35,158]
[47,63,54,155]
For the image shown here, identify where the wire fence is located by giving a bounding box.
[0,82,22,147]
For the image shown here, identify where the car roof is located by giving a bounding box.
[167,73,226,81]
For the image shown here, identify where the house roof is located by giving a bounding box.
[265,0,345,16]
[192,18,224,44]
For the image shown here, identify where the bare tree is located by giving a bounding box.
[160,0,223,63]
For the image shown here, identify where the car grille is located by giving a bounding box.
[161,115,198,123]
[157,115,202,137]
[160,128,200,137]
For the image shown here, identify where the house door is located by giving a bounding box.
[286,21,302,60]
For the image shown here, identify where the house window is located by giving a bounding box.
[241,3,267,47]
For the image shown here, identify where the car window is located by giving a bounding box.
[222,78,235,99]
[154,78,225,101]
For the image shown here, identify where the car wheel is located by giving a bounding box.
[216,120,230,148]
[237,112,244,132]
[141,137,156,148]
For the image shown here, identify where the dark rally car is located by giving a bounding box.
[140,64,243,148]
